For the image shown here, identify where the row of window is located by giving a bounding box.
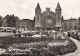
[63,25,78,30]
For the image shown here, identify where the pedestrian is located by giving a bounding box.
[13,30,16,34]
[18,30,21,34]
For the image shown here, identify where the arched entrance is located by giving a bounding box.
[42,16,55,30]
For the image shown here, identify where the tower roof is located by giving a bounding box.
[56,2,61,10]
[35,3,41,10]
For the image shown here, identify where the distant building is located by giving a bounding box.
[18,19,35,30]
[34,2,63,30]
[34,2,80,31]
[62,17,79,31]
[11,2,80,31]
[0,2,80,31]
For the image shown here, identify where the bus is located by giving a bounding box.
[0,27,16,32]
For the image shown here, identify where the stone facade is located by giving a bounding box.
[17,2,80,31]
[34,2,63,30]
[34,2,80,31]
[62,18,79,31]
[18,19,34,30]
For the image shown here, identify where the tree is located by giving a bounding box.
[5,14,19,27]
[0,16,3,27]
[78,17,80,30]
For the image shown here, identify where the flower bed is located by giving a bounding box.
[47,40,69,46]
[0,39,76,56]
[48,39,77,55]
[0,32,77,56]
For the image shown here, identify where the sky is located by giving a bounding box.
[0,0,80,20]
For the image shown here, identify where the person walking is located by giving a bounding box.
[14,30,16,34]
